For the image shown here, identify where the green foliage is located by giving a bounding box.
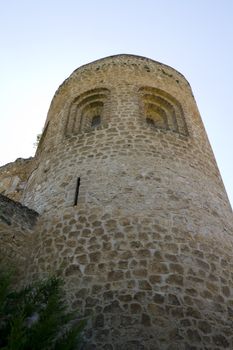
[0,270,85,350]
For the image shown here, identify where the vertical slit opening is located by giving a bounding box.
[74,177,81,206]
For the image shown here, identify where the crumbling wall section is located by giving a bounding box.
[0,157,36,202]
[0,194,38,282]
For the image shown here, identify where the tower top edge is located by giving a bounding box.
[74,54,188,77]
[56,54,191,95]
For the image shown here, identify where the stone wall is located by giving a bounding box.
[0,55,233,349]
[0,194,38,282]
[0,157,36,202]
[29,204,233,349]
[22,55,231,219]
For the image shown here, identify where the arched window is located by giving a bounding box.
[139,87,188,136]
[145,104,168,130]
[146,117,155,127]
[65,88,110,136]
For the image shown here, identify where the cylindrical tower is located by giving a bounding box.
[24,55,233,349]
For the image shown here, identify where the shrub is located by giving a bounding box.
[0,270,84,350]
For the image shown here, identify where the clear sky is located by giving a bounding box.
[0,0,232,206]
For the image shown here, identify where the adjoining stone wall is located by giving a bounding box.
[0,194,38,282]
[0,157,36,202]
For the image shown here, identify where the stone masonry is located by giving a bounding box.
[0,54,233,349]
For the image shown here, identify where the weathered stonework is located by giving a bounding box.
[0,157,35,202]
[0,54,233,349]
[0,194,38,282]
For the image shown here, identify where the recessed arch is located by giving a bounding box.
[145,103,168,130]
[139,86,188,136]
[65,88,110,136]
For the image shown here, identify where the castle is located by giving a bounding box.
[0,54,233,349]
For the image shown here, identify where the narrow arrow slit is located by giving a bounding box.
[74,177,81,206]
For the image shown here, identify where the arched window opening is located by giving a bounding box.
[139,87,188,136]
[91,115,101,128]
[65,88,110,136]
[146,117,155,127]
[146,104,168,130]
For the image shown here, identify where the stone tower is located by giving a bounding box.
[0,55,233,349]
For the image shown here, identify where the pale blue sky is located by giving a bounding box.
[0,0,232,206]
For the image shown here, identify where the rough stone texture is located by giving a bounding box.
[0,157,36,202]
[0,194,38,282]
[0,54,233,349]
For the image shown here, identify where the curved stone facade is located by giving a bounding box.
[1,55,233,349]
